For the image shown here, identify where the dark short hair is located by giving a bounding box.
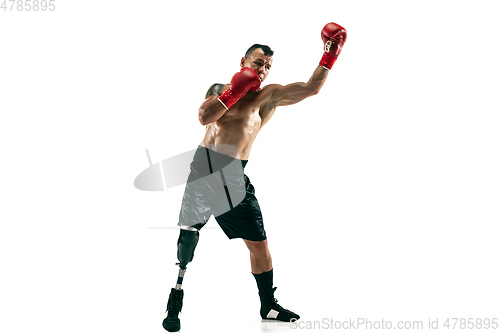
[245,44,274,58]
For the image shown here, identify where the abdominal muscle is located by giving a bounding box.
[200,108,262,160]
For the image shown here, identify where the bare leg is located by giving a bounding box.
[243,239,272,274]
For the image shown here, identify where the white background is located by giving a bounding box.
[1,1,499,332]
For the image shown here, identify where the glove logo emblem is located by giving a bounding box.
[325,40,332,53]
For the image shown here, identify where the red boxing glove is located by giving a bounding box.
[319,22,347,70]
[218,67,261,110]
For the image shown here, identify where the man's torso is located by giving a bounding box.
[201,84,277,160]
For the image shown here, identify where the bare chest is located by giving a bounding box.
[216,108,261,136]
[218,94,262,131]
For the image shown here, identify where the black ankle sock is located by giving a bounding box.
[252,268,273,292]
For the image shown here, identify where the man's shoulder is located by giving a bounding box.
[257,84,283,106]
[260,83,282,92]
[205,83,229,99]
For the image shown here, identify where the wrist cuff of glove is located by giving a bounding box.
[319,53,337,70]
[218,89,240,110]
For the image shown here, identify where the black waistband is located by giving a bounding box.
[198,146,248,169]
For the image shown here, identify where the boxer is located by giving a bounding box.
[163,22,347,332]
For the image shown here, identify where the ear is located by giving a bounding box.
[240,57,247,67]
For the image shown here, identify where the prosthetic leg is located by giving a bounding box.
[162,226,200,332]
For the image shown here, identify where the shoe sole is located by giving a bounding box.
[162,317,180,332]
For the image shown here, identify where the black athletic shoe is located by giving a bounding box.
[258,287,300,322]
[162,288,184,332]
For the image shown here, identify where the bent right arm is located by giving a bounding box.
[198,84,228,126]
[199,68,261,126]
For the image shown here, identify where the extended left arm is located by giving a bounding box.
[267,22,346,108]
[270,65,329,107]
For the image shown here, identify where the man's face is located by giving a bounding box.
[240,48,273,82]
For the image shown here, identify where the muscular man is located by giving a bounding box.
[163,22,346,332]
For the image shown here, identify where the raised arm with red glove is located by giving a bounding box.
[319,22,347,70]
[258,21,347,121]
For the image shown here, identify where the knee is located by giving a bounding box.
[245,239,270,259]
